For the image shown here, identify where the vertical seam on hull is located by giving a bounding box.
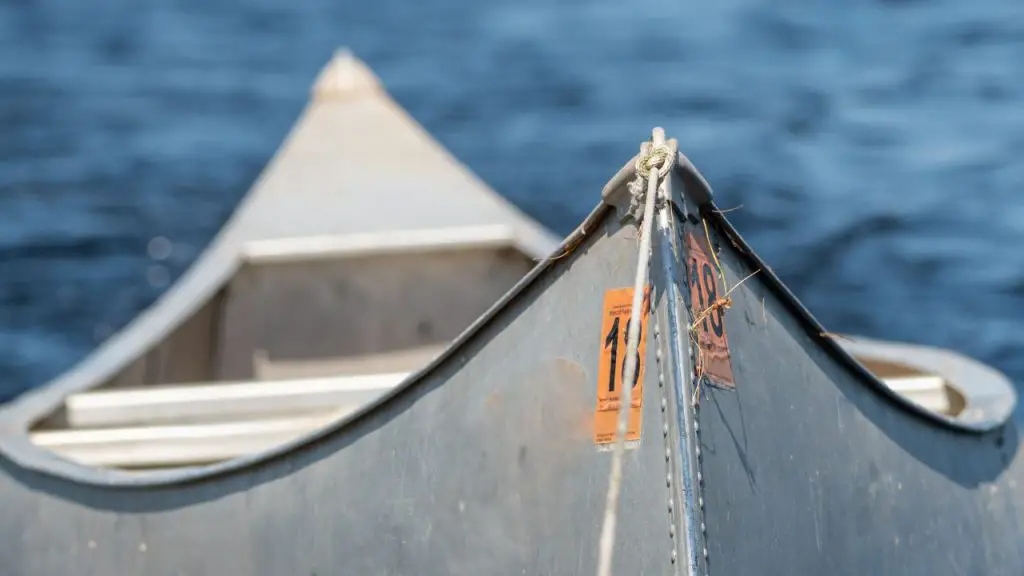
[678,214,710,572]
[656,198,708,576]
[654,278,678,569]
[686,284,710,571]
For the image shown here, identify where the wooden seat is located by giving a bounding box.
[30,413,343,469]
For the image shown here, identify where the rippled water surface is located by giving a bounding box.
[1,0,1023,402]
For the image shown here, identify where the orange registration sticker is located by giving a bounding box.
[686,232,735,388]
[594,286,650,446]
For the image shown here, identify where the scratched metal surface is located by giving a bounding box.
[0,209,679,576]
[685,207,1024,575]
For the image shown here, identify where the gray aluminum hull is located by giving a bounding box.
[0,148,1020,575]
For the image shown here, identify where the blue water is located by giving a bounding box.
[1,0,1023,401]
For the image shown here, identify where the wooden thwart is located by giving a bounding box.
[63,372,406,428]
[31,414,343,469]
[883,375,953,415]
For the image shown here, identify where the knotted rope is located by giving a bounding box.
[624,140,674,223]
[596,129,675,576]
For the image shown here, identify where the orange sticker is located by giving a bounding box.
[686,232,735,388]
[594,286,650,445]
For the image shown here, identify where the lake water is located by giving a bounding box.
[1,0,1023,405]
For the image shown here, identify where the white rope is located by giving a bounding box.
[596,128,675,576]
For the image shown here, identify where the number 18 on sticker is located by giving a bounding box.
[594,286,650,445]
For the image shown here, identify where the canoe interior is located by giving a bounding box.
[145,246,531,384]
[853,355,966,416]
[29,243,536,456]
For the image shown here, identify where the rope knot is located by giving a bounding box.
[625,143,676,221]
[634,144,674,179]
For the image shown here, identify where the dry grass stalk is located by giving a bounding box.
[688,217,761,406]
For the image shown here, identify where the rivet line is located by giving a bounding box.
[654,312,677,566]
